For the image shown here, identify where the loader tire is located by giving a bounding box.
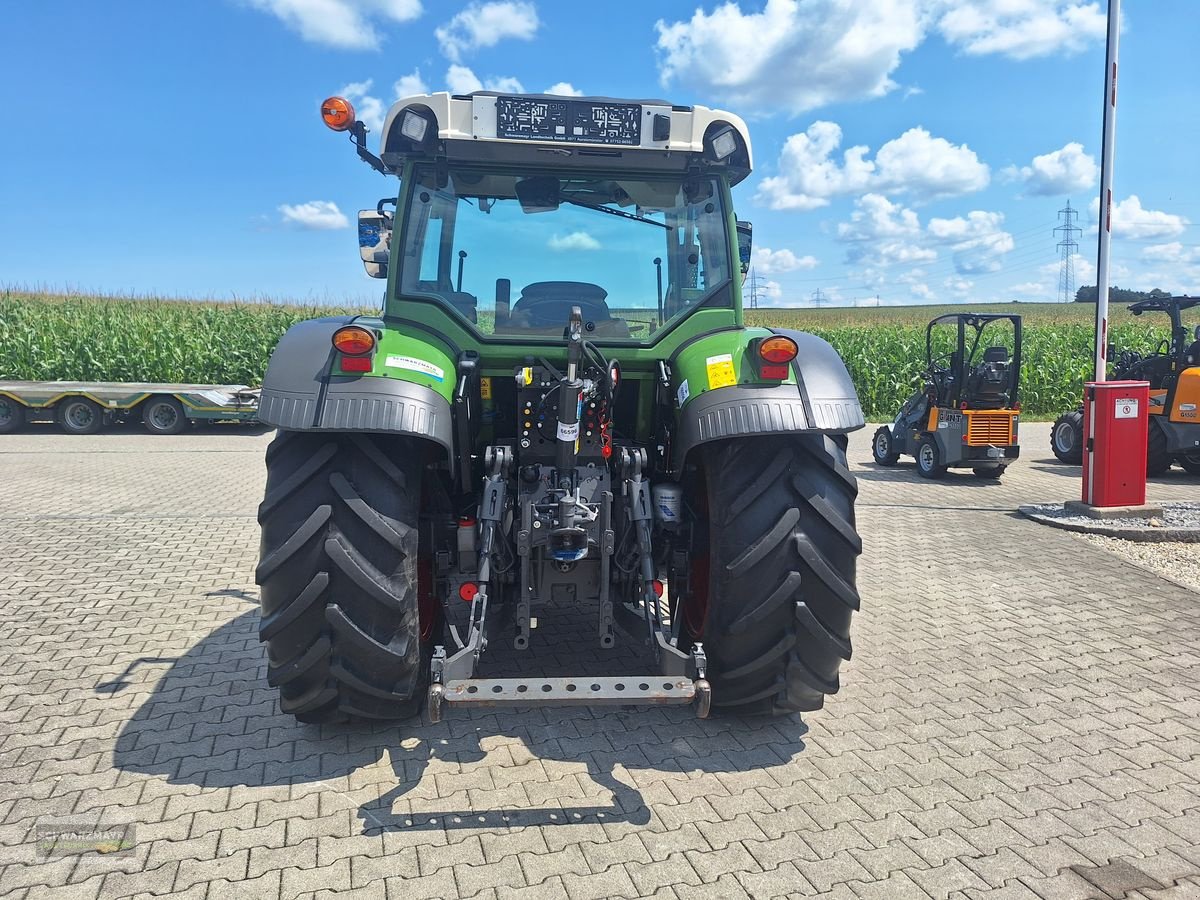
[683,435,861,716]
[255,430,440,723]
[1147,420,1171,476]
[1051,409,1083,464]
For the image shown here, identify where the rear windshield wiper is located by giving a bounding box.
[559,196,669,229]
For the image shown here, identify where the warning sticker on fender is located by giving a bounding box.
[705,353,737,389]
[676,379,690,407]
[1114,398,1138,419]
[384,355,445,382]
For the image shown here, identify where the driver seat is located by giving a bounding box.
[499,281,631,337]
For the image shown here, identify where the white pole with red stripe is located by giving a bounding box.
[1093,0,1120,383]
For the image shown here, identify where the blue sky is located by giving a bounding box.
[1,0,1196,307]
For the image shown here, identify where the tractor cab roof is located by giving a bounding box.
[376,91,753,184]
[1130,295,1200,316]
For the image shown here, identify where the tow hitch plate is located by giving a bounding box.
[443,676,696,707]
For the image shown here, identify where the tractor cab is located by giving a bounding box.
[874,313,1022,480]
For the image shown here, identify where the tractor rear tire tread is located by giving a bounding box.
[693,435,860,716]
[256,431,431,724]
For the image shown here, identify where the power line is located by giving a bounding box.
[811,287,828,307]
[745,267,762,308]
[1054,201,1082,303]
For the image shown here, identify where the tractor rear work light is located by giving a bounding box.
[331,325,376,356]
[321,96,356,132]
[399,109,430,143]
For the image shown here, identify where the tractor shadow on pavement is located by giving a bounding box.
[108,594,811,834]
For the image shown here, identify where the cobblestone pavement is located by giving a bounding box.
[0,423,1198,899]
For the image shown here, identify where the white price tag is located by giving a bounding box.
[556,421,580,441]
[1114,398,1138,419]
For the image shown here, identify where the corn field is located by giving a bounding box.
[0,291,1169,420]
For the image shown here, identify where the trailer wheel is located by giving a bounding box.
[682,435,860,715]
[56,397,104,435]
[1147,420,1172,476]
[871,426,900,466]
[255,430,441,723]
[142,396,189,435]
[1051,409,1084,464]
[0,396,26,435]
[915,437,946,479]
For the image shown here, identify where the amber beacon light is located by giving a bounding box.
[321,96,356,132]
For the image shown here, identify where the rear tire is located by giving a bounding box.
[683,435,860,715]
[142,396,189,435]
[0,396,26,434]
[1051,409,1083,464]
[1147,420,1172,476]
[56,397,104,435]
[255,430,441,723]
[915,437,946,479]
[871,426,900,465]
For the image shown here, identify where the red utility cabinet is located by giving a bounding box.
[1082,380,1150,507]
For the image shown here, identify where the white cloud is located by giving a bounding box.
[933,1,1108,61]
[1090,195,1190,240]
[446,65,523,95]
[837,194,936,269]
[654,0,925,115]
[944,276,974,296]
[279,200,349,230]
[548,231,601,252]
[338,80,386,133]
[394,69,428,98]
[928,210,1014,273]
[245,0,422,50]
[436,1,538,62]
[1003,142,1098,196]
[752,247,818,274]
[1143,242,1200,264]
[755,121,989,211]
[544,82,584,96]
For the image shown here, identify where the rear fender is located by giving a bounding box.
[671,327,863,472]
[257,316,454,460]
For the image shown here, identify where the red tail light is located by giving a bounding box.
[758,336,798,364]
[332,325,376,355]
[339,355,372,373]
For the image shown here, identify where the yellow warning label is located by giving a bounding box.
[480,377,492,400]
[705,353,737,389]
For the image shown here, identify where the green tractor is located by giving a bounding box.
[254,91,864,724]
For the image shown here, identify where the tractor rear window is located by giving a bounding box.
[396,165,733,341]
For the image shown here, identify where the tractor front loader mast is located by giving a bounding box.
[427,308,710,723]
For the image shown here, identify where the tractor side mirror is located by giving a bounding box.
[1107,341,1116,360]
[358,209,391,279]
[736,220,753,276]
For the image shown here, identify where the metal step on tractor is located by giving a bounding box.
[253,90,865,724]
[872,314,1022,480]
[1052,295,1200,474]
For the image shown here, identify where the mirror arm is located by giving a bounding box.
[349,121,387,175]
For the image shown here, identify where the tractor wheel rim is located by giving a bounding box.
[920,445,934,470]
[151,404,178,429]
[68,404,94,428]
[875,433,889,457]
[1055,422,1074,451]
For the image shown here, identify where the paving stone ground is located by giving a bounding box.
[0,422,1198,900]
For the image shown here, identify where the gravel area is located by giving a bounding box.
[1078,532,1200,593]
[1020,501,1200,541]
